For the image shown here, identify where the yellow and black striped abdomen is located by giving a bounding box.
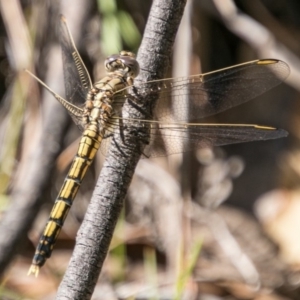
[28,47,137,276]
[29,127,102,273]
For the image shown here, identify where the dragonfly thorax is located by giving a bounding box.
[82,53,139,129]
[83,90,112,124]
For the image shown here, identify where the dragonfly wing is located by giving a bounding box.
[145,122,287,157]
[59,15,92,108]
[25,69,85,129]
[99,60,290,157]
[103,116,287,158]
[134,59,290,122]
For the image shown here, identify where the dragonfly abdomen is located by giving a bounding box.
[29,127,103,275]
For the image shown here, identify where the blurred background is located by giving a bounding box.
[1,0,300,299]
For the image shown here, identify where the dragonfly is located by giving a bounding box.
[26,15,289,276]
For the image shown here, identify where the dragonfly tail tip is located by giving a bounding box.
[27,264,40,277]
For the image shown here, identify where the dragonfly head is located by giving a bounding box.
[105,51,140,78]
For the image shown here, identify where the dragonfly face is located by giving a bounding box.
[26,15,289,276]
[105,51,140,78]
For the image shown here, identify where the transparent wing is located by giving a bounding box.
[59,15,92,108]
[114,59,289,122]
[25,70,85,127]
[100,117,287,158]
[145,122,287,157]
[107,60,289,157]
